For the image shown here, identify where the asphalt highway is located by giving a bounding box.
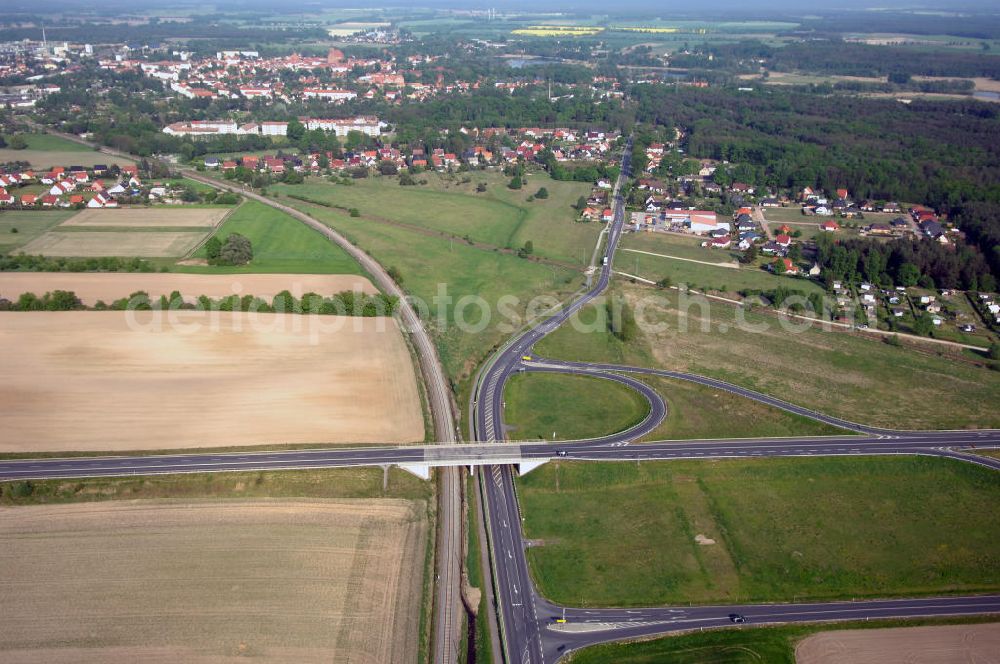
[12,130,1000,664]
[467,138,1000,664]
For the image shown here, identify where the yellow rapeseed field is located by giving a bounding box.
[512,26,604,37]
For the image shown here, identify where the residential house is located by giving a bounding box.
[920,219,945,239]
[773,258,799,275]
[761,241,785,256]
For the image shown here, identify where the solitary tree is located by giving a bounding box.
[205,236,222,261]
[217,233,253,266]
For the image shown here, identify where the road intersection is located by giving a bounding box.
[8,131,999,663]
[468,139,1000,663]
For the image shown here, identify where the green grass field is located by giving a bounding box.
[567,617,999,664]
[281,197,582,381]
[1,133,92,152]
[504,372,651,441]
[273,171,597,265]
[638,375,847,440]
[536,283,1000,430]
[625,230,742,263]
[177,200,365,275]
[0,210,77,255]
[518,456,1000,607]
[621,233,825,296]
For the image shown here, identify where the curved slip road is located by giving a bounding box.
[468,138,1000,663]
[15,128,1000,663]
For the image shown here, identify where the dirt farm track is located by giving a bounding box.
[0,500,427,663]
[0,311,425,452]
[796,623,1000,664]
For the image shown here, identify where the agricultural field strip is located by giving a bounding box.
[60,207,231,228]
[0,500,426,662]
[0,311,425,452]
[19,231,206,257]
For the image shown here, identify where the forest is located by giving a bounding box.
[813,233,996,293]
[631,85,1000,281]
[769,41,1000,79]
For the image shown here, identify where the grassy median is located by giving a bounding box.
[504,372,651,441]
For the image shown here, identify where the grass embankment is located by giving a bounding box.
[519,456,1000,607]
[536,283,1000,430]
[465,476,494,664]
[567,617,1000,664]
[176,200,366,275]
[504,372,650,441]
[0,466,431,505]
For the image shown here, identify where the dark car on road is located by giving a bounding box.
[729,614,747,624]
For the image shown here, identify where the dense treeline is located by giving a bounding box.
[770,41,1000,79]
[950,202,1000,280]
[387,88,628,144]
[678,39,1000,79]
[0,290,83,311]
[814,234,996,292]
[632,86,1000,280]
[0,289,398,316]
[800,11,1000,40]
[0,254,157,273]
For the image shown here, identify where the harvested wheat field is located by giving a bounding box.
[20,230,206,257]
[0,149,132,168]
[0,499,427,664]
[0,272,378,305]
[796,623,1000,664]
[61,207,231,228]
[0,311,424,451]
